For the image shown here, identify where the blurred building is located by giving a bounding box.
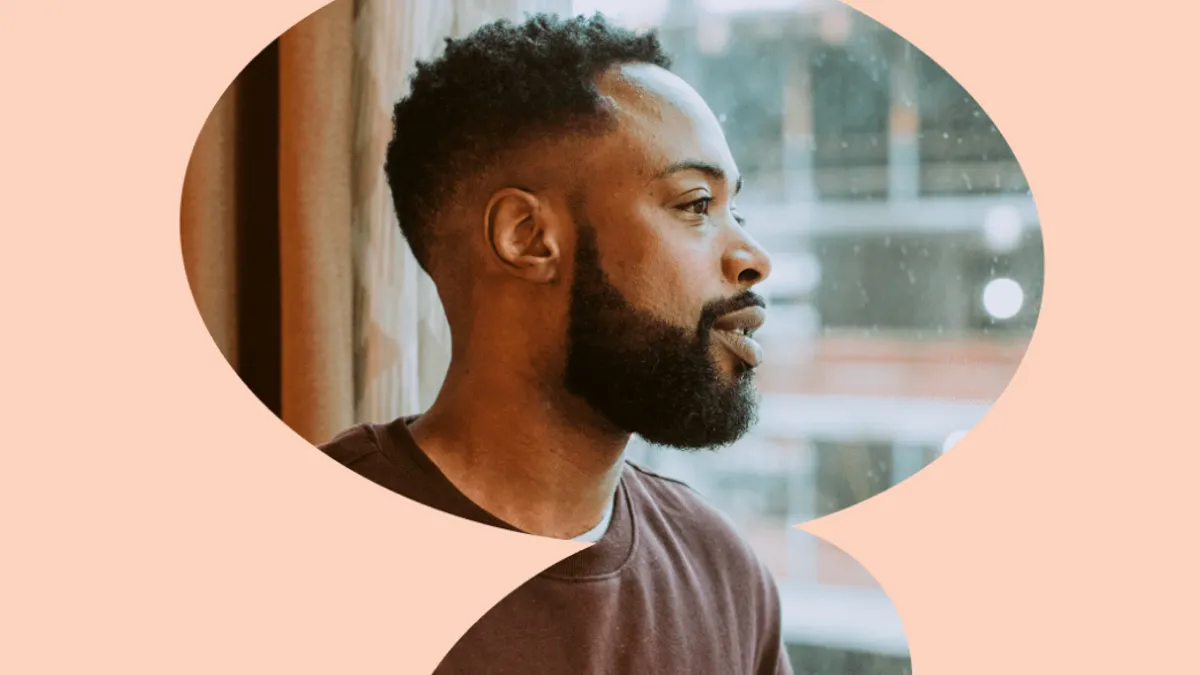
[576,0,1043,671]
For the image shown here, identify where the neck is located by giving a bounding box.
[410,354,630,540]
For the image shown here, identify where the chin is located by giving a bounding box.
[724,361,757,385]
[644,399,760,451]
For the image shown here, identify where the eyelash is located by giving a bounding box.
[683,197,712,215]
[682,197,746,226]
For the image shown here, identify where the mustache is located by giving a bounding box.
[698,291,767,332]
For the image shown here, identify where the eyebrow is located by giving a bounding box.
[653,160,743,196]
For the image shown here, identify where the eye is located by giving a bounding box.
[682,197,712,215]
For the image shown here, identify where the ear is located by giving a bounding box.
[484,187,562,283]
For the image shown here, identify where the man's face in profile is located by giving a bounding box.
[561,63,774,450]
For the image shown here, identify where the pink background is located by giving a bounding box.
[1,0,1197,672]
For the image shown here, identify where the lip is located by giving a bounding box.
[712,306,767,335]
[711,306,767,367]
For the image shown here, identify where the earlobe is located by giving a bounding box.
[484,187,561,283]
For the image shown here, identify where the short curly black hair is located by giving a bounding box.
[383,12,673,274]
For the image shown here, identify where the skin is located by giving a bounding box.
[409,62,773,540]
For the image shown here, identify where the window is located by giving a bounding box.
[577,1,1041,670]
[916,48,1024,196]
[810,44,891,200]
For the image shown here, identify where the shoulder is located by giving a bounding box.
[318,423,385,468]
[624,459,785,660]
[624,460,770,579]
[623,460,735,531]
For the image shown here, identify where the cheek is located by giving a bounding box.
[600,209,715,327]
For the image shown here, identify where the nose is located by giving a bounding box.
[722,230,772,290]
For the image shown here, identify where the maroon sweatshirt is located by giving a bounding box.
[320,417,793,675]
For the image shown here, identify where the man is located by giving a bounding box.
[322,12,792,674]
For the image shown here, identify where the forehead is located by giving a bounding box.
[586,64,738,184]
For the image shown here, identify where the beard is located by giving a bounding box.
[563,221,764,450]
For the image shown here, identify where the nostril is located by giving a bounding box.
[738,269,761,284]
